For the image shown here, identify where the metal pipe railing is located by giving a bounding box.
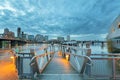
[61,52,93,76]
[90,55,120,79]
[61,44,93,76]
[30,46,55,76]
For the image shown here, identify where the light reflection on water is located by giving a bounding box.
[13,44,46,54]
[90,45,108,54]
[75,43,108,56]
[14,43,108,55]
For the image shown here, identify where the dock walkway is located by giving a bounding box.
[38,52,83,80]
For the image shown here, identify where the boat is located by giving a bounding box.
[107,14,120,53]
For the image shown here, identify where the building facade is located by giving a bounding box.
[35,34,44,42]
[67,35,70,41]
[28,35,34,41]
[57,37,64,42]
[3,28,15,38]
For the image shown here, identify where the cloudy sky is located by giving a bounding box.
[0,0,120,40]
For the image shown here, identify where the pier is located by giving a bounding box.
[1,43,120,80]
[38,52,82,80]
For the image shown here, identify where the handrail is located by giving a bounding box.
[30,51,54,75]
[66,52,93,65]
[30,51,54,62]
[90,56,120,79]
[61,44,93,75]
[91,53,120,59]
[91,57,120,60]
[91,53,120,56]
[64,52,93,75]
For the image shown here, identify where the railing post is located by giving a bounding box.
[112,58,116,80]
[80,57,88,74]
[30,49,39,79]
[18,56,23,78]
[45,48,49,61]
[16,56,21,76]
[62,46,66,58]
[80,48,91,74]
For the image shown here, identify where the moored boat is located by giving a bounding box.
[107,15,120,53]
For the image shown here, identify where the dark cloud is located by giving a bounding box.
[0,0,120,40]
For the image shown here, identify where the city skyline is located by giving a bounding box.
[1,27,69,41]
[0,0,120,40]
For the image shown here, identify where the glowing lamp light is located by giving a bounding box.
[10,56,15,64]
[66,54,70,61]
[10,56,14,59]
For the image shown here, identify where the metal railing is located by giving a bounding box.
[89,54,120,79]
[61,45,93,76]
[16,52,33,79]
[65,53,92,74]
[30,45,55,78]
[15,44,54,79]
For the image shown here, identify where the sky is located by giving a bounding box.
[0,0,120,40]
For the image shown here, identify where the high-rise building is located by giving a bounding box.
[9,31,15,38]
[67,35,70,41]
[22,31,24,38]
[28,35,34,41]
[17,27,21,38]
[22,34,28,40]
[3,28,15,38]
[4,28,9,34]
[3,28,9,38]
